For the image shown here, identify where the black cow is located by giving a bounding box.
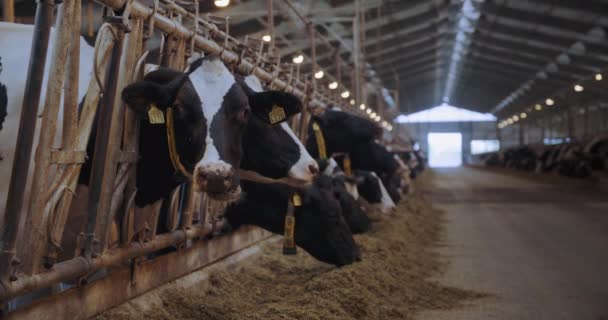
[306,110,402,203]
[225,176,361,267]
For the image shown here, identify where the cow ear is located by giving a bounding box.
[248,91,302,125]
[121,80,172,115]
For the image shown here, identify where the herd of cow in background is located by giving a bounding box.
[0,21,427,278]
[479,134,608,179]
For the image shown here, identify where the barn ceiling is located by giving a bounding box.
[3,0,608,118]
[204,0,608,118]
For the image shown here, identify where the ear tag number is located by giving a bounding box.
[148,104,165,124]
[269,104,286,124]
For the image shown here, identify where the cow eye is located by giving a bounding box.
[236,108,250,124]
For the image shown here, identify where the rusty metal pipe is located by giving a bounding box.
[0,0,54,283]
[93,0,326,109]
[84,20,125,259]
[2,0,14,22]
[0,225,209,301]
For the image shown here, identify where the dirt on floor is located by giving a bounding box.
[97,173,482,320]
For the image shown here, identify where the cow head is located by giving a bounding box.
[122,57,265,200]
[225,177,360,267]
[306,109,381,157]
[236,75,318,186]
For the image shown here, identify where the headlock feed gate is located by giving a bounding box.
[0,0,367,318]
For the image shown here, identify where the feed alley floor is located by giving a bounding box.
[418,167,608,320]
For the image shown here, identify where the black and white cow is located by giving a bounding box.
[225,176,361,266]
[222,75,360,265]
[306,110,401,206]
[121,55,320,206]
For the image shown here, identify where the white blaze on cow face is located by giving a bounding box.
[188,58,237,192]
[370,172,395,213]
[244,75,318,186]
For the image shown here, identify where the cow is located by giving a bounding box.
[306,110,401,205]
[224,176,361,267]
[223,75,360,264]
[317,158,371,233]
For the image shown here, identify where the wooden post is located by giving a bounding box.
[0,0,54,282]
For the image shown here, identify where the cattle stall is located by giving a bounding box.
[0,1,387,318]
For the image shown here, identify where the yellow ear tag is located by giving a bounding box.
[293,193,302,207]
[148,104,165,124]
[312,122,327,160]
[269,104,286,124]
[343,157,352,176]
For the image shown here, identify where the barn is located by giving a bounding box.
[0,1,607,319]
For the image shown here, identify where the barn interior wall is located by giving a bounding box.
[398,121,497,164]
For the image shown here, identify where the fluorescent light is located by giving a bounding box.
[359,103,366,110]
[574,84,584,92]
[262,34,271,42]
[545,98,554,106]
[341,90,350,98]
[314,70,324,79]
[535,104,542,111]
[595,73,603,81]
[328,81,338,90]
[214,0,230,7]
[292,55,304,64]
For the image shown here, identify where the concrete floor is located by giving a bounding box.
[418,167,608,320]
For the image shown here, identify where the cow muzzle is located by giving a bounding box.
[194,163,240,200]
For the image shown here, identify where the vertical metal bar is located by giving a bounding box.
[84,21,125,259]
[87,0,95,38]
[0,0,54,282]
[267,0,274,53]
[2,0,14,22]
[352,2,361,105]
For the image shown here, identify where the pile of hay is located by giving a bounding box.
[98,173,481,320]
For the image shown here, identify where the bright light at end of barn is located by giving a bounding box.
[545,98,555,106]
[262,34,272,42]
[341,90,350,98]
[574,84,584,92]
[360,103,366,110]
[328,81,338,90]
[292,55,304,64]
[595,73,603,81]
[314,70,324,79]
[214,0,230,7]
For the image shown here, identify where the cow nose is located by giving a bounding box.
[194,163,235,195]
[308,163,319,176]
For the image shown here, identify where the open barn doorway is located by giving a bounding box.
[428,132,462,167]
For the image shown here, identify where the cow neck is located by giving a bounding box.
[238,169,303,188]
[165,107,193,179]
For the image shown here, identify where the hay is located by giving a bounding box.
[98,173,482,320]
